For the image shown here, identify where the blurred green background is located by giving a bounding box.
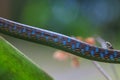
[0,0,120,80]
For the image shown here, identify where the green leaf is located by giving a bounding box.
[0,36,53,80]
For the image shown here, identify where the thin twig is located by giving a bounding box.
[96,37,107,48]
[92,37,112,80]
[92,61,112,80]
[96,37,119,80]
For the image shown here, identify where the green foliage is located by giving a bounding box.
[21,0,51,27]
[20,0,94,37]
[0,36,53,80]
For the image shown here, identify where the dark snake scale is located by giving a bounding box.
[0,17,120,63]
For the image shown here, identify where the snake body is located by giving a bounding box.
[0,17,120,63]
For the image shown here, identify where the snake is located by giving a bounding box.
[0,17,120,63]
